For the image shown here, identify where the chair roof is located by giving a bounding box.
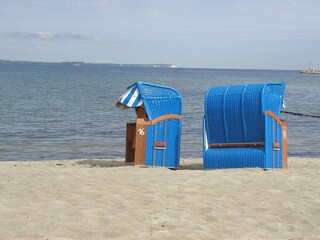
[116,82,182,120]
[204,82,285,144]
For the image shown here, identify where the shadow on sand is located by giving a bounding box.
[77,159,133,168]
[77,159,203,170]
[176,163,203,170]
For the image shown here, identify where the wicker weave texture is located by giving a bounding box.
[203,82,285,169]
[145,119,182,168]
[137,82,182,120]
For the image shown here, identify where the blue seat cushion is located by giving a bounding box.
[204,147,265,169]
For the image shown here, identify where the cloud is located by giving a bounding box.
[0,32,104,44]
[37,32,54,40]
[149,9,162,18]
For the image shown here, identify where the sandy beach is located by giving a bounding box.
[0,157,319,239]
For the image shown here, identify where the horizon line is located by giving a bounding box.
[0,59,302,71]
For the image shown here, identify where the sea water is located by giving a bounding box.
[1,62,319,160]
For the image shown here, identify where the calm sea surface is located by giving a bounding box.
[1,62,319,160]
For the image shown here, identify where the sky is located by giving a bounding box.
[1,0,320,70]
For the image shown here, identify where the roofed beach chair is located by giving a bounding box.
[116,82,182,168]
[203,82,287,169]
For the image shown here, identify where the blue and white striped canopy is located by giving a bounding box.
[116,84,143,109]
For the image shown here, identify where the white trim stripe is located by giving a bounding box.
[116,85,143,108]
[127,88,139,107]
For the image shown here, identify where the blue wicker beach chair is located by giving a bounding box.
[116,82,182,168]
[203,82,287,169]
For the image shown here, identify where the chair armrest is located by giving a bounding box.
[264,111,287,168]
[148,114,182,125]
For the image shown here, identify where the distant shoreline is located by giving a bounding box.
[0,59,306,71]
[0,59,177,68]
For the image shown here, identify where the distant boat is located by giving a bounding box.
[300,68,320,74]
[301,62,320,74]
